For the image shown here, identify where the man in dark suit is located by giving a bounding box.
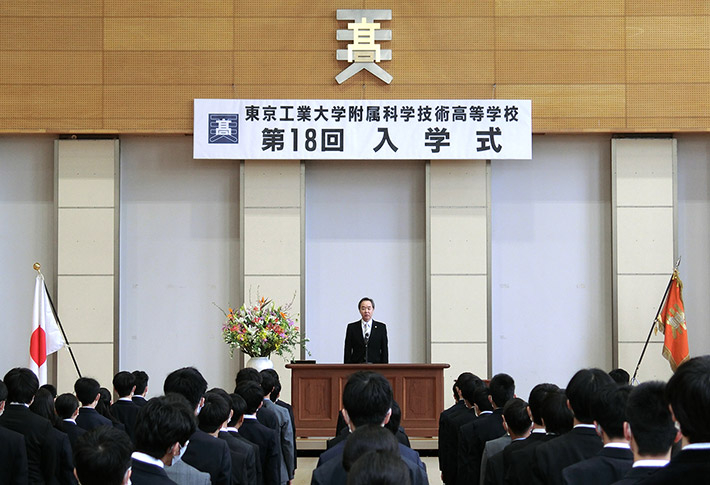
[74,426,133,485]
[225,392,264,485]
[482,397,532,485]
[236,380,282,485]
[164,366,232,485]
[530,368,614,485]
[610,381,676,485]
[457,373,514,485]
[315,371,428,485]
[635,356,710,484]
[266,371,297,470]
[343,297,388,363]
[0,368,56,484]
[111,371,140,442]
[131,395,196,484]
[0,379,29,485]
[562,385,634,485]
[74,377,113,431]
[55,393,87,449]
[132,370,149,407]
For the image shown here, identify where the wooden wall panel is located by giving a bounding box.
[0,86,102,118]
[104,18,233,51]
[497,18,625,50]
[628,50,710,83]
[0,1,102,17]
[628,85,710,118]
[498,85,626,118]
[106,0,232,17]
[496,0,623,17]
[0,52,102,84]
[627,17,710,49]
[497,51,625,84]
[105,52,232,85]
[393,18,494,50]
[0,18,102,50]
[103,86,234,119]
[235,18,336,51]
[626,1,710,17]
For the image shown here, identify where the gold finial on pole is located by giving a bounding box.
[33,262,41,273]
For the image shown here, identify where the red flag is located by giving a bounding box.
[655,270,689,372]
[29,274,65,384]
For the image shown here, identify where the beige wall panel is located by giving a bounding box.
[627,17,710,50]
[497,18,624,50]
[391,52,494,85]
[627,85,710,118]
[57,276,114,343]
[104,19,233,51]
[231,84,361,99]
[615,139,674,207]
[431,275,487,343]
[430,207,487,275]
[533,117,628,133]
[57,343,114,394]
[392,18,494,50]
[0,1,102,16]
[105,52,232,85]
[103,118,193,132]
[496,51,625,84]
[235,18,336,51]
[626,1,710,16]
[496,0,622,17]
[616,207,674,275]
[57,208,115,275]
[234,52,340,85]
[234,1,495,17]
[430,160,487,208]
[0,18,102,50]
[0,52,102,85]
[497,85,626,118]
[0,86,102,120]
[106,1,232,17]
[242,276,301,318]
[363,84,496,99]
[432,343,488,389]
[236,1,355,17]
[617,342,673,383]
[244,161,301,208]
[103,86,233,119]
[617,274,673,343]
[627,117,710,131]
[58,140,115,208]
[244,208,300,276]
[628,50,710,84]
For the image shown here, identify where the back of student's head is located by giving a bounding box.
[665,355,710,443]
[0,379,7,403]
[234,367,262,392]
[592,384,631,439]
[4,367,39,404]
[228,392,248,426]
[39,383,57,398]
[270,380,282,401]
[113,371,136,397]
[235,380,265,414]
[55,393,80,419]
[163,367,208,410]
[135,395,196,459]
[609,368,630,386]
[542,388,574,435]
[132,370,149,395]
[199,392,231,433]
[528,383,559,426]
[473,385,493,412]
[503,397,532,436]
[454,372,476,399]
[342,371,393,427]
[73,425,133,485]
[626,381,676,456]
[74,377,101,406]
[259,369,278,397]
[342,424,400,471]
[566,368,614,423]
[346,450,411,485]
[384,400,402,436]
[29,388,58,426]
[489,373,515,408]
[458,373,484,405]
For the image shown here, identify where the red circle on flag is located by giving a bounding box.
[30,327,47,366]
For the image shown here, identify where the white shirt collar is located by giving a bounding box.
[532,428,547,434]
[604,442,631,449]
[119,397,133,402]
[633,459,669,467]
[574,423,596,429]
[9,402,30,407]
[683,442,710,450]
[224,426,238,433]
[243,414,257,420]
[63,418,77,424]
[131,452,164,468]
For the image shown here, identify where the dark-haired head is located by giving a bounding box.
[528,383,559,426]
[163,367,207,411]
[74,377,101,407]
[228,393,248,427]
[4,367,39,404]
[235,380,265,415]
[458,374,484,407]
[342,371,392,428]
[503,397,532,437]
[358,297,375,310]
[473,385,493,413]
[665,355,710,444]
[342,424,399,471]
[566,368,614,423]
[609,368,630,386]
[347,450,411,485]
[55,393,80,420]
[384,400,402,436]
[593,385,631,440]
[135,395,196,460]
[626,381,676,456]
[0,379,7,403]
[489,373,515,408]
[259,369,277,397]
[29,387,58,426]
[541,388,573,435]
[96,387,121,425]
[234,367,262,393]
[199,392,231,434]
[39,383,57,398]
[132,370,149,395]
[73,426,133,485]
[113,371,136,398]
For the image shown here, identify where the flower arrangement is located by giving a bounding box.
[221,296,305,358]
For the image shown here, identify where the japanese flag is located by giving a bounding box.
[29,274,65,385]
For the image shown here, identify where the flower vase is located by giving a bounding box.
[246,356,274,371]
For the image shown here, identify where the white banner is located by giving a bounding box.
[194,99,531,160]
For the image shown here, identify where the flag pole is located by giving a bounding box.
[631,256,681,383]
[33,263,82,379]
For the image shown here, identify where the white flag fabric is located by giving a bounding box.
[29,274,65,385]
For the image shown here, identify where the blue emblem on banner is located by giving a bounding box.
[208,114,239,144]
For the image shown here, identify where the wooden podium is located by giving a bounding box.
[285,363,449,438]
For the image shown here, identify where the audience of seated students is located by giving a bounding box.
[561,384,634,485]
[132,370,149,407]
[29,387,76,484]
[111,370,140,442]
[482,397,532,485]
[611,381,677,485]
[73,425,133,485]
[0,378,29,485]
[164,366,232,485]
[458,373,515,485]
[74,377,112,431]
